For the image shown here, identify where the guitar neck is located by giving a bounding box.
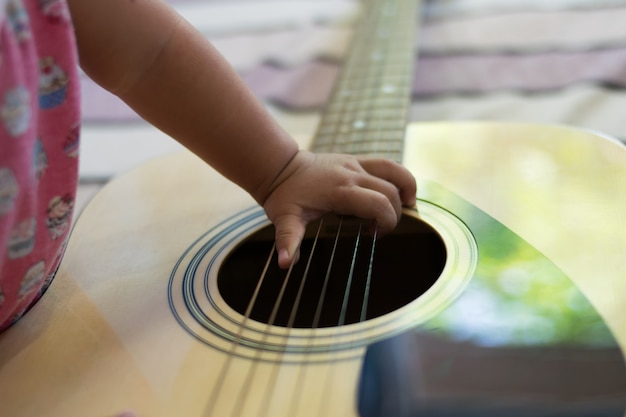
[311,0,419,162]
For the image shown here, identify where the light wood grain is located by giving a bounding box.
[1,122,624,416]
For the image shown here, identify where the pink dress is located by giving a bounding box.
[0,0,80,331]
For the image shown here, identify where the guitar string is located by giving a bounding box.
[360,227,378,322]
[207,1,414,414]
[252,220,325,417]
[269,215,343,416]
[316,220,368,416]
[298,0,412,413]
[315,0,412,412]
[371,0,404,161]
[313,1,415,413]
[228,251,300,417]
[202,201,368,413]
[284,1,415,413]
[314,0,413,157]
[300,2,407,411]
[285,219,324,330]
[357,0,386,159]
[286,216,378,416]
[236,242,302,417]
[312,216,344,329]
[332,0,406,160]
[257,217,370,416]
[379,0,414,159]
[336,0,410,328]
[353,0,412,326]
[202,245,277,417]
[354,0,415,324]
[282,218,329,416]
[202,231,305,417]
[338,222,362,326]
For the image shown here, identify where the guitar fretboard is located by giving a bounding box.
[311,0,419,162]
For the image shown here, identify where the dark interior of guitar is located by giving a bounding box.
[218,213,446,328]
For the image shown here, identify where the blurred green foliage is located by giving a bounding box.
[420,182,617,348]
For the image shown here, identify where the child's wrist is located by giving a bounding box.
[250,145,302,206]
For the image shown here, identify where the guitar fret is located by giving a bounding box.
[339,77,412,92]
[318,118,406,130]
[322,111,403,123]
[316,130,406,144]
[315,142,404,160]
[315,130,407,158]
[325,99,406,109]
[315,132,403,140]
[322,107,406,118]
[317,121,406,135]
[311,0,418,161]
[315,142,404,153]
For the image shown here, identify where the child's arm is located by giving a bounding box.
[68,0,416,267]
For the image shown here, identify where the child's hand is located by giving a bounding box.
[260,150,417,268]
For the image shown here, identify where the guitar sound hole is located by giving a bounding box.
[218,213,447,329]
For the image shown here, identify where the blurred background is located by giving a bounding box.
[77,0,626,202]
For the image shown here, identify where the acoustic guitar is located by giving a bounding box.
[1,0,626,416]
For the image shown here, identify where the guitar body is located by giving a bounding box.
[0,121,625,416]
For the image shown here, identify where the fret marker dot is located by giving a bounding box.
[354,120,366,129]
[382,84,396,94]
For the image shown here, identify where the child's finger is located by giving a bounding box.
[273,213,306,269]
[357,157,417,207]
[329,187,398,234]
[347,174,404,221]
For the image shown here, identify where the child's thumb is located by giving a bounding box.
[273,214,305,269]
